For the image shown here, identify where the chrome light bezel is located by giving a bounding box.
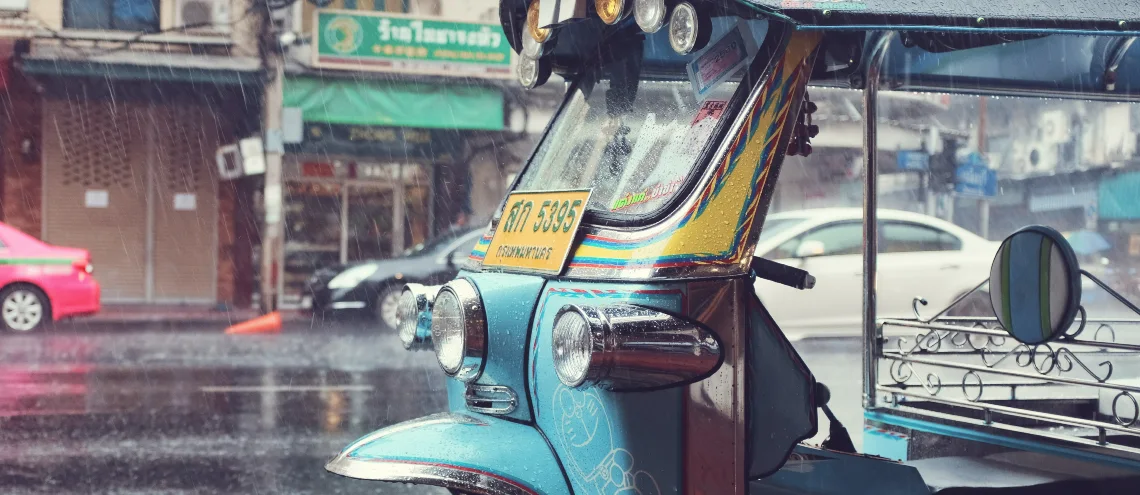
[552,306,606,387]
[397,283,440,350]
[431,279,488,382]
[551,303,723,391]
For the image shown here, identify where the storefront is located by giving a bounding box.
[278,118,467,306]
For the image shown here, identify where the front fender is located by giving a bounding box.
[326,413,571,495]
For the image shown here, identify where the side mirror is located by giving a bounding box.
[989,226,1082,345]
[795,240,827,259]
[448,250,467,268]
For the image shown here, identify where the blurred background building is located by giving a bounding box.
[0,0,561,312]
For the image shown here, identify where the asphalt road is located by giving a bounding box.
[0,320,865,494]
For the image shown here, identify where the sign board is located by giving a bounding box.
[954,154,998,197]
[174,193,197,212]
[85,190,109,208]
[483,190,591,275]
[896,150,930,171]
[313,10,512,79]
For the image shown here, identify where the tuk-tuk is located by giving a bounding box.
[326,1,1140,493]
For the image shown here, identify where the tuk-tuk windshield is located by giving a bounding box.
[516,16,770,219]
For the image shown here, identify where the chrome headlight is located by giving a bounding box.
[551,304,722,391]
[397,283,440,350]
[431,279,487,382]
[327,264,379,289]
[634,0,667,33]
[668,2,710,55]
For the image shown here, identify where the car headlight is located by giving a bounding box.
[398,283,440,350]
[668,2,710,55]
[327,264,379,289]
[431,279,487,382]
[551,304,722,391]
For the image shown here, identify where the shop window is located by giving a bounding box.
[64,0,160,32]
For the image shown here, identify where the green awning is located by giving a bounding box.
[1099,171,1140,220]
[284,76,503,131]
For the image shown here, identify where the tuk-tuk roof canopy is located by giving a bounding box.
[745,1,1140,32]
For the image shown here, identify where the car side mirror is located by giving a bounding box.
[448,250,467,268]
[795,240,826,259]
[989,226,1081,345]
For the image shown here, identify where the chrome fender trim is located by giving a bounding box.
[325,457,538,495]
[326,412,571,495]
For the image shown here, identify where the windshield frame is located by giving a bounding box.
[498,9,789,229]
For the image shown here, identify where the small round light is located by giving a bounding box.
[527,0,550,44]
[552,308,594,387]
[517,54,550,89]
[596,0,627,25]
[668,2,703,55]
[397,288,420,348]
[634,0,667,33]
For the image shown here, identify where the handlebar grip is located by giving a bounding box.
[752,256,815,290]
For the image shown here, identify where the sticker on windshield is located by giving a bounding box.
[611,176,685,212]
[691,100,728,126]
[686,20,758,102]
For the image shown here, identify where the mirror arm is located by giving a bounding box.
[752,256,816,290]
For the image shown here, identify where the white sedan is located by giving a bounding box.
[754,208,1000,337]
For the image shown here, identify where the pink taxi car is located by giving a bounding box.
[0,222,99,332]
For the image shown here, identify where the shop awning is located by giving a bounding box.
[19,46,260,85]
[1099,171,1140,220]
[283,76,504,131]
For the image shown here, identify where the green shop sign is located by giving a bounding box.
[313,10,512,79]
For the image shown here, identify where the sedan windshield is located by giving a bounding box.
[516,16,770,219]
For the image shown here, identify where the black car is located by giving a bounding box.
[303,227,484,330]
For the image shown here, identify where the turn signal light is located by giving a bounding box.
[596,0,627,25]
[527,0,551,43]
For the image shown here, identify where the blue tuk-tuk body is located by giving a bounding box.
[327,1,1140,493]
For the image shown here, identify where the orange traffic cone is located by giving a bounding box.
[225,311,282,335]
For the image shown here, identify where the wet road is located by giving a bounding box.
[0,321,866,494]
[0,321,451,494]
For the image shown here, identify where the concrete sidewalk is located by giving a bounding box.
[52,304,300,331]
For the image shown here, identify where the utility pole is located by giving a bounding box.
[259,1,286,313]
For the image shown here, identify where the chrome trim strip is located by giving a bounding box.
[331,301,367,309]
[434,279,488,382]
[325,458,538,495]
[465,384,519,415]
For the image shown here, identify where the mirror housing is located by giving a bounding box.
[989,225,1082,345]
[795,240,826,258]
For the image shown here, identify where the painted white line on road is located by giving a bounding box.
[199,385,374,393]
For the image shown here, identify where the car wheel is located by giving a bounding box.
[376,285,401,332]
[0,285,51,332]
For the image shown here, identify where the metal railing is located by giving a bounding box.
[871,280,1140,457]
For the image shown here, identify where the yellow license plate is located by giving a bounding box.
[482,189,592,275]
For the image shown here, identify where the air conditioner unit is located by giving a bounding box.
[1037,110,1071,144]
[1023,144,1059,175]
[176,0,231,33]
[0,0,28,12]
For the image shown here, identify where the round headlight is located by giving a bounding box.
[668,2,708,55]
[552,307,597,387]
[397,289,420,347]
[634,0,667,33]
[431,279,487,381]
[596,0,627,25]
[527,0,550,44]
